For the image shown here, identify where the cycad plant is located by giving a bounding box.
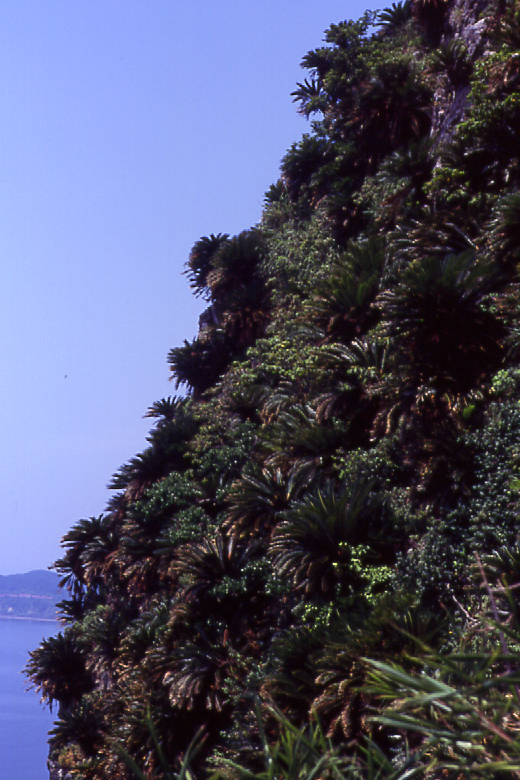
[291,78,327,118]
[262,403,347,477]
[281,134,334,202]
[206,229,266,303]
[219,280,271,347]
[261,628,324,724]
[111,709,205,780]
[168,331,234,395]
[350,61,432,170]
[48,698,105,760]
[488,192,520,271]
[378,0,413,34]
[110,399,197,500]
[270,480,395,599]
[224,464,315,539]
[171,534,260,605]
[310,596,448,742]
[170,534,276,646]
[26,630,95,712]
[54,514,120,594]
[306,237,389,343]
[391,206,480,264]
[163,637,232,715]
[184,233,229,299]
[380,251,506,394]
[429,38,472,87]
[412,0,449,45]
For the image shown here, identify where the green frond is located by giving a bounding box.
[270,480,395,597]
[378,1,413,32]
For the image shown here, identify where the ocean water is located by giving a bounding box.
[0,619,57,780]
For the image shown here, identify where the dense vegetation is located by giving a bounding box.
[27,0,520,776]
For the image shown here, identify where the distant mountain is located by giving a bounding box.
[0,570,60,620]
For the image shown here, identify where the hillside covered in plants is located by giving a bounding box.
[27,0,520,777]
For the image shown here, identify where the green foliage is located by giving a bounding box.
[270,479,396,600]
[185,233,230,299]
[306,236,389,342]
[261,204,338,298]
[398,400,520,602]
[30,2,520,777]
[26,629,95,711]
[490,367,520,397]
[366,645,520,777]
[429,38,472,86]
[378,1,413,33]
[380,251,506,393]
[430,50,520,204]
[168,332,236,394]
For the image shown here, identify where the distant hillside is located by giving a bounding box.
[0,570,59,620]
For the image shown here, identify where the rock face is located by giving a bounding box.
[48,760,74,780]
[430,0,493,144]
[447,0,490,52]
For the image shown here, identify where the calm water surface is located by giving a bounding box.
[0,619,57,780]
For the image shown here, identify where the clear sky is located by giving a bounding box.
[0,0,382,575]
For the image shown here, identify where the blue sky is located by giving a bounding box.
[0,0,382,575]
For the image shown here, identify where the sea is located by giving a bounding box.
[0,618,57,780]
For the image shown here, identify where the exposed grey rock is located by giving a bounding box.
[198,303,221,333]
[432,83,471,145]
[431,0,495,146]
[48,759,76,780]
[447,0,490,54]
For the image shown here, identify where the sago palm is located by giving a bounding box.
[109,446,179,502]
[168,330,235,395]
[350,61,432,169]
[391,205,480,264]
[163,637,232,715]
[263,403,347,477]
[219,279,271,347]
[48,698,105,759]
[54,514,118,593]
[306,236,389,343]
[429,38,472,87]
[224,464,315,539]
[380,250,507,394]
[185,233,229,299]
[488,191,520,272]
[281,134,334,202]
[260,627,323,723]
[312,595,448,741]
[206,229,267,303]
[291,77,327,118]
[377,0,413,33]
[26,630,95,711]
[270,480,394,598]
[171,534,261,606]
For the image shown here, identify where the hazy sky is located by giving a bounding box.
[0,0,381,575]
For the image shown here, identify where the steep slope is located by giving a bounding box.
[27,0,520,777]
